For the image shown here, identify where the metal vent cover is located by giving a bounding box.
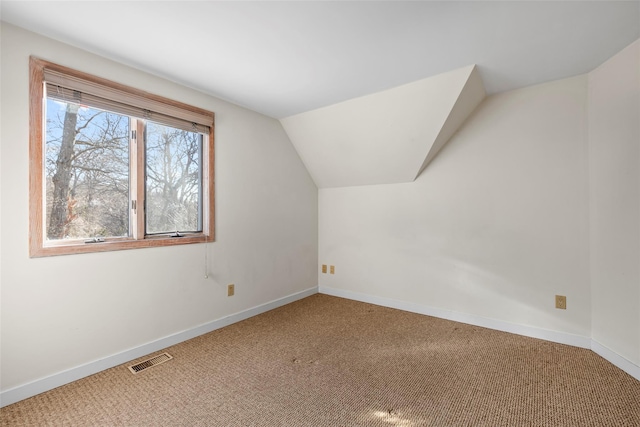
[128,352,173,374]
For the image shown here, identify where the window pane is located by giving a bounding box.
[145,122,202,234]
[45,98,130,241]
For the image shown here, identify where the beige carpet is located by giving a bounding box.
[2,294,639,426]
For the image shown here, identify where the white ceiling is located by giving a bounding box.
[1,1,638,119]
[281,65,486,187]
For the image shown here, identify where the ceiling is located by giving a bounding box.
[1,1,639,119]
[281,65,486,187]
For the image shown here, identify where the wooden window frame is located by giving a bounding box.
[29,57,215,257]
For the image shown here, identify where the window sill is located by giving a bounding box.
[30,234,213,257]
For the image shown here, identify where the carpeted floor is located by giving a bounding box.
[2,294,639,426]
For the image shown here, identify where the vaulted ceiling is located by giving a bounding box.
[281,65,486,187]
[2,1,638,119]
[2,1,638,187]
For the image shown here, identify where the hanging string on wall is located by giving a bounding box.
[204,241,209,279]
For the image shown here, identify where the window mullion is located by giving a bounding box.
[130,119,146,240]
[136,120,146,239]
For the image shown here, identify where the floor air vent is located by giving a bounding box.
[128,352,173,374]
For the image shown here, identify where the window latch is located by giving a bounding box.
[170,231,184,238]
[85,237,105,244]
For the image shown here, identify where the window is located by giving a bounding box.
[29,57,215,257]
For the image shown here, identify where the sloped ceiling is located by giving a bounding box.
[2,2,636,188]
[1,2,638,119]
[281,65,485,188]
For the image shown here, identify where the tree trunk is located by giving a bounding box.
[47,103,79,239]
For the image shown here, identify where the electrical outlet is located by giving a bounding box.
[330,265,335,274]
[228,284,235,297]
[322,264,327,274]
[555,295,566,310]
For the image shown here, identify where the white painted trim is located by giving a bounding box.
[591,340,640,382]
[320,286,592,348]
[320,286,640,381]
[4,286,637,408]
[0,286,318,408]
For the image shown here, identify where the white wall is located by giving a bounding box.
[2,20,638,406]
[319,75,591,339]
[589,39,640,367]
[0,23,318,394]
[281,65,482,188]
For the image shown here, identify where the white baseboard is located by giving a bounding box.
[4,285,637,408]
[320,286,640,382]
[320,286,592,348]
[591,340,640,381]
[0,286,318,408]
